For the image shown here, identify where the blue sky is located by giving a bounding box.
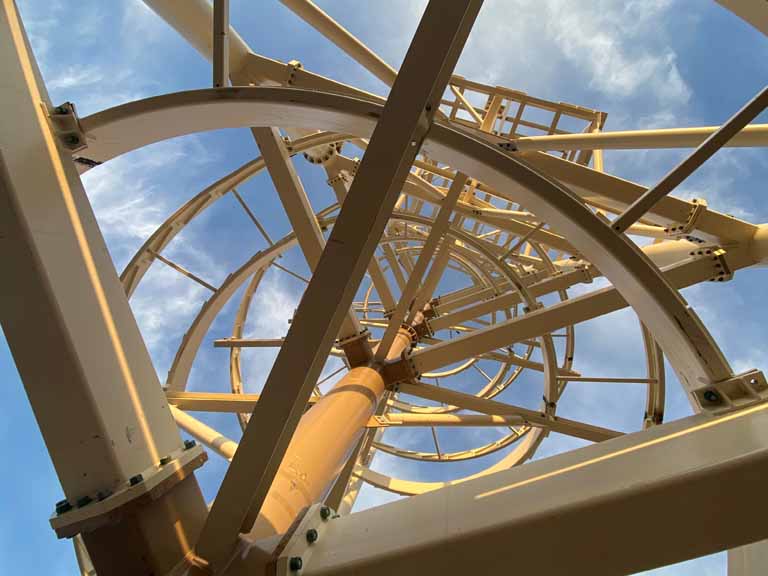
[1,1,767,574]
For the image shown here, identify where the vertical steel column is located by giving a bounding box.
[0,2,207,573]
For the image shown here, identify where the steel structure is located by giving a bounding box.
[1,0,768,574]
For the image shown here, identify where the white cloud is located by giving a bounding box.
[46,65,104,90]
[455,0,691,108]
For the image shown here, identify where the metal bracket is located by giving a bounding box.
[337,329,373,368]
[48,102,87,153]
[285,59,303,86]
[693,369,768,415]
[382,348,419,387]
[273,503,337,575]
[687,245,734,282]
[50,443,206,538]
[664,198,708,239]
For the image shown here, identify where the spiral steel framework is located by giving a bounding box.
[2,0,768,574]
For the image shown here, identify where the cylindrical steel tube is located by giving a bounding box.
[251,328,414,538]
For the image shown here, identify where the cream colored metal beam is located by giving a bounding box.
[235,404,768,575]
[77,87,737,396]
[278,0,397,86]
[397,382,622,442]
[325,162,397,311]
[401,247,752,380]
[252,126,361,339]
[613,86,768,233]
[0,4,207,573]
[512,123,768,151]
[171,406,238,461]
[520,151,757,243]
[142,0,252,77]
[368,413,524,428]
[376,174,468,361]
[716,0,768,36]
[192,3,482,570]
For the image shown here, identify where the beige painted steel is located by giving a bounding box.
[171,406,239,461]
[278,0,397,86]
[0,3,208,574]
[231,405,768,575]
[5,0,767,573]
[613,86,768,233]
[0,0,185,499]
[143,0,252,77]
[716,0,768,36]
[252,126,361,339]
[512,123,768,151]
[191,4,482,570]
[249,328,413,539]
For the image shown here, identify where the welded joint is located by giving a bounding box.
[665,198,708,238]
[687,245,734,282]
[50,443,207,539]
[47,102,87,153]
[693,369,768,415]
[337,329,373,368]
[382,349,419,387]
[273,503,337,575]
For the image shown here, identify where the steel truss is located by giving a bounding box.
[1,0,768,574]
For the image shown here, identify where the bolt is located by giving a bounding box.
[76,495,93,508]
[306,528,319,544]
[159,455,172,466]
[54,105,67,114]
[96,490,112,502]
[184,439,197,450]
[703,389,721,404]
[129,474,143,486]
[55,499,72,515]
[289,557,303,572]
[64,134,80,146]
[319,506,332,521]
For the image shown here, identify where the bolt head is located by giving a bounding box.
[64,135,80,145]
[306,528,319,544]
[76,495,92,508]
[159,455,172,466]
[703,389,721,403]
[289,557,303,571]
[184,439,197,450]
[55,499,72,515]
[129,474,144,486]
[319,506,332,521]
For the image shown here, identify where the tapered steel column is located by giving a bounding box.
[251,327,414,538]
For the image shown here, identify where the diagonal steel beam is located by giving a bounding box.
[325,162,397,311]
[252,126,362,339]
[191,2,483,571]
[375,173,468,361]
[397,247,753,376]
[612,86,768,233]
[397,382,622,442]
